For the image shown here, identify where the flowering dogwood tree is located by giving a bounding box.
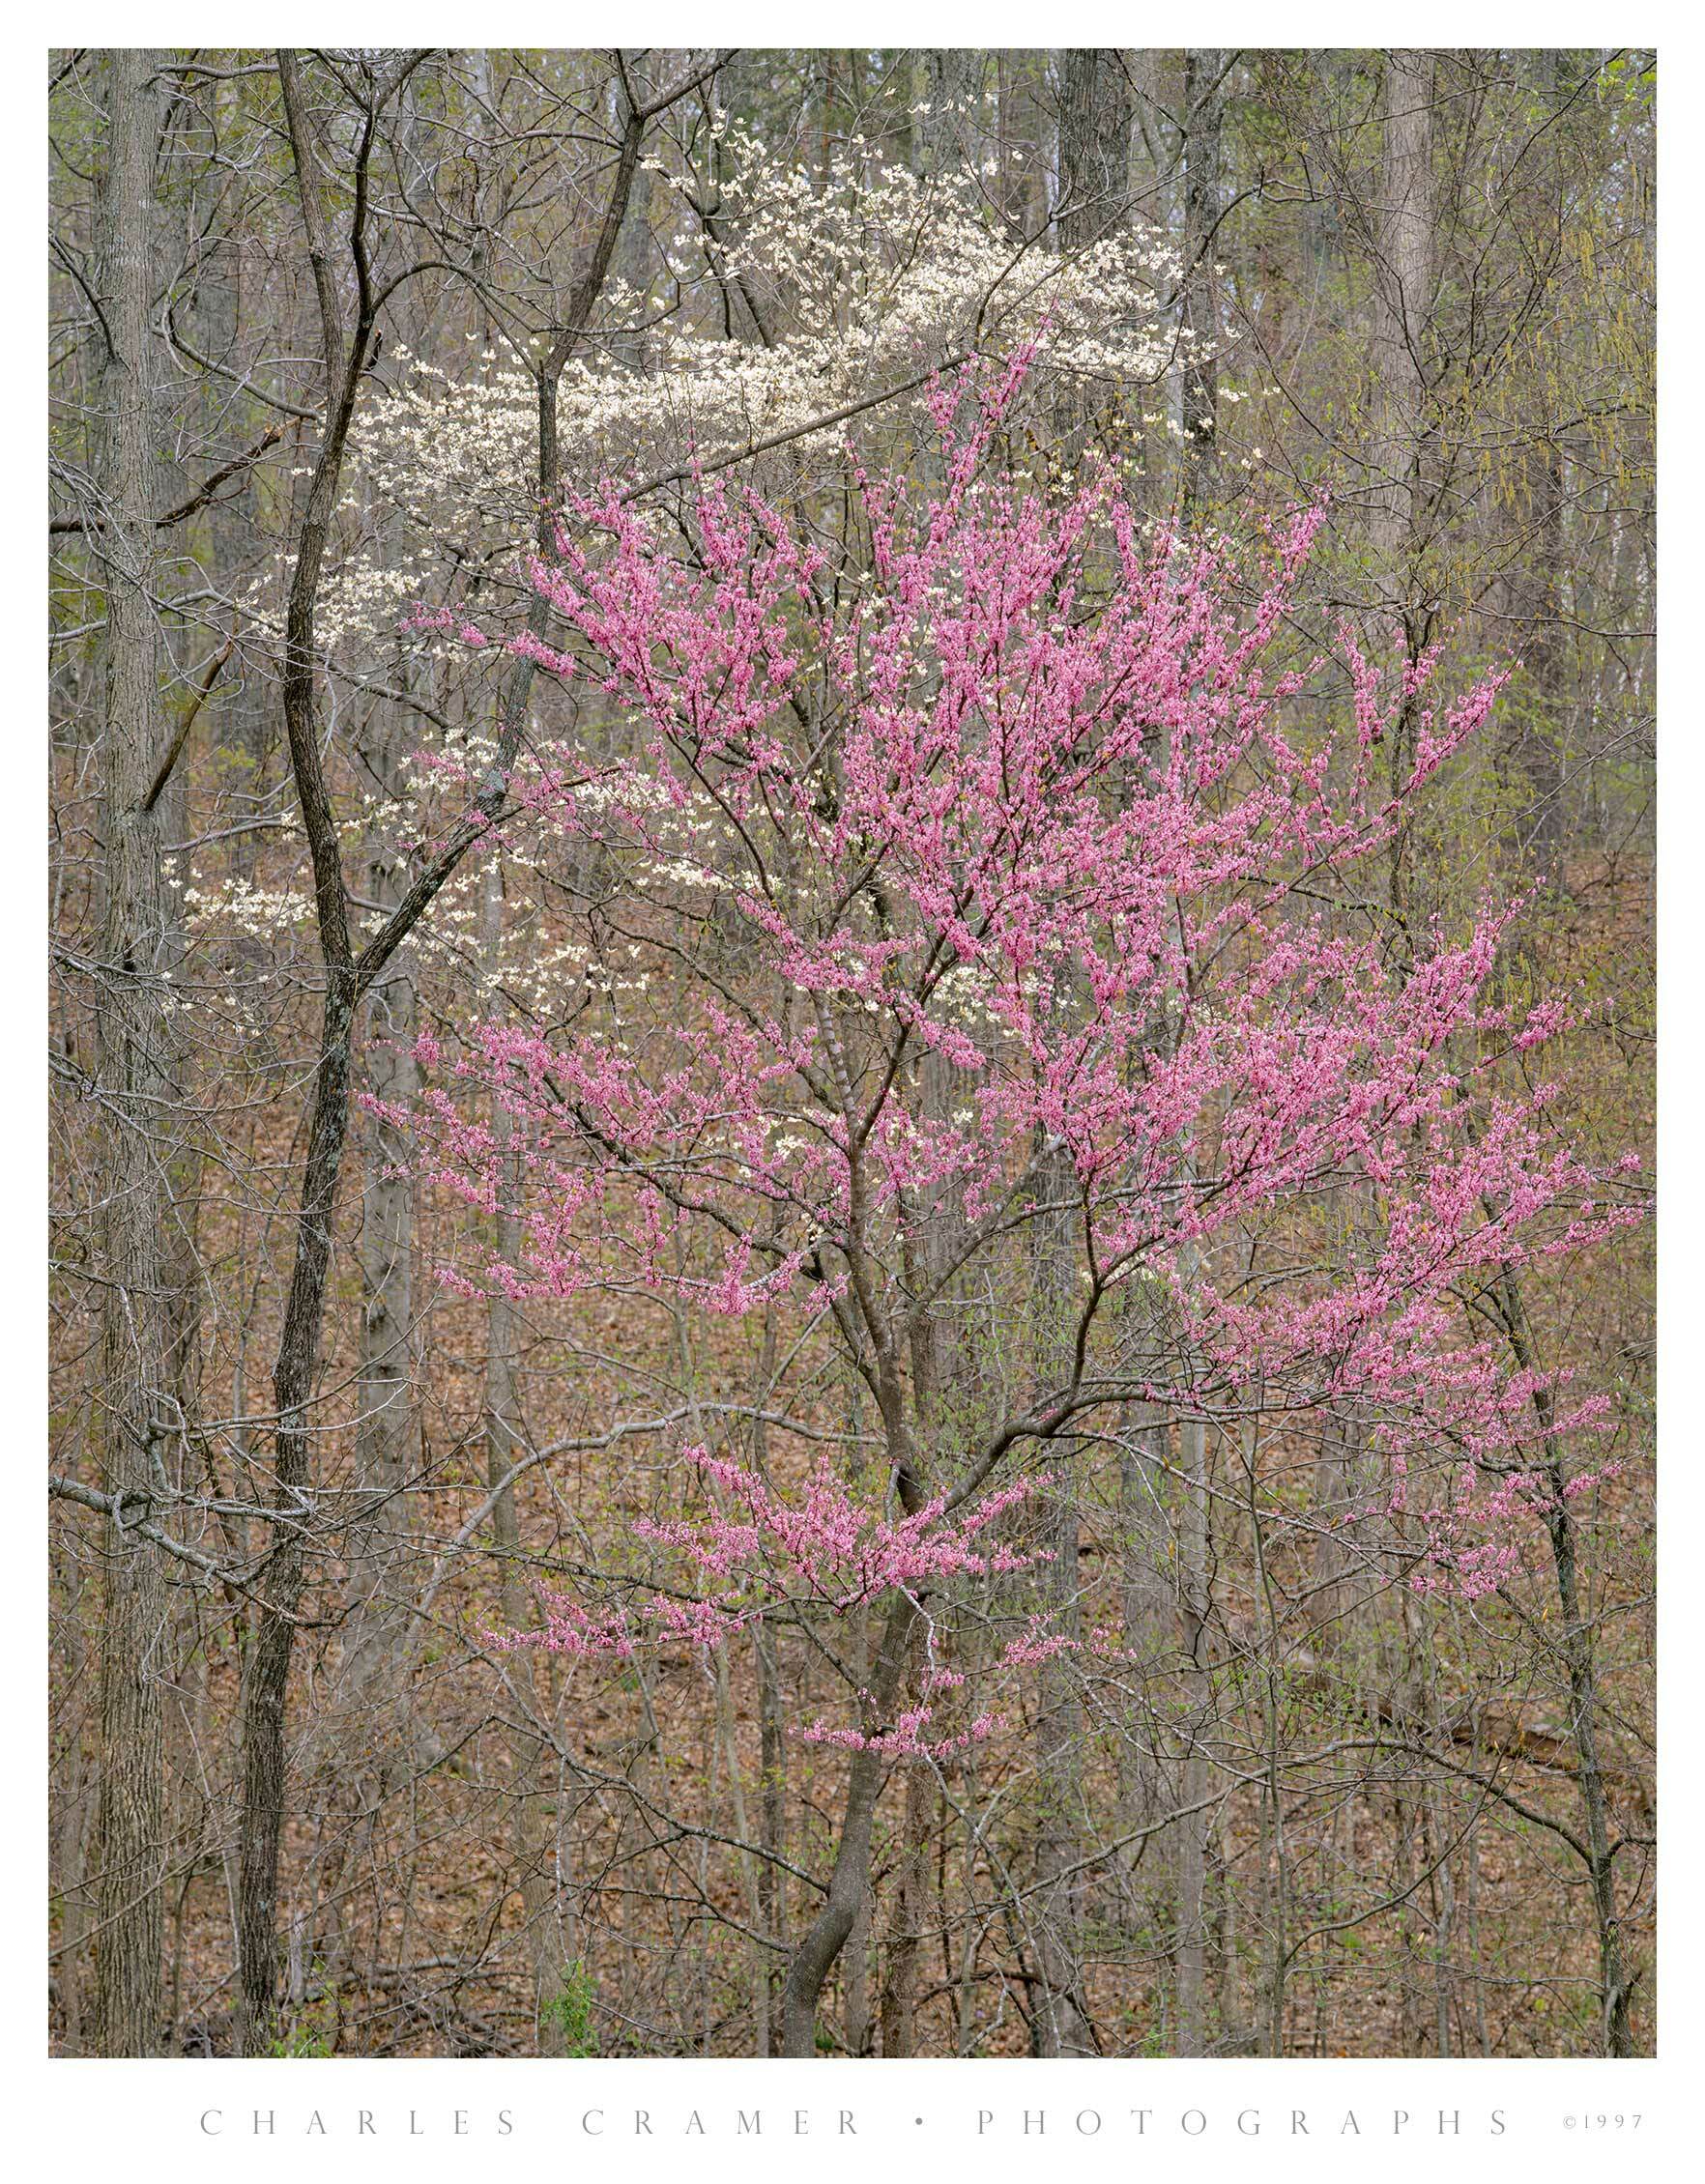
[396,353,1637,2053]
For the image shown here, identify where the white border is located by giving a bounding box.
[12,12,1691,2178]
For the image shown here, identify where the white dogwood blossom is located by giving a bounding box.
[303,121,1196,665]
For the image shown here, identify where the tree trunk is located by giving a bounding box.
[1507,49,1573,873]
[232,50,372,2050]
[232,47,649,2047]
[1494,1267,1635,2056]
[1370,48,1434,582]
[481,862,577,2053]
[1115,1398,1169,1899]
[1013,48,1138,2059]
[1056,47,1132,246]
[780,1586,917,2055]
[880,1700,935,2056]
[921,51,981,177]
[1175,1410,1211,2055]
[89,43,169,2060]
[750,1322,789,2055]
[1181,50,1226,515]
[338,653,420,1720]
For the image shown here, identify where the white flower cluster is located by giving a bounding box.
[183,876,314,939]
[316,121,1197,660]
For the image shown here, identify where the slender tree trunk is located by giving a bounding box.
[1370,49,1436,934]
[1542,1493,1633,2055]
[753,1624,785,2055]
[232,51,374,2049]
[1115,1398,1169,1896]
[780,1585,917,2055]
[1023,888,1088,2050]
[232,49,652,2047]
[880,1706,935,2057]
[339,655,420,1718]
[840,1607,872,2058]
[1514,430,1569,866]
[1029,1139,1091,2055]
[1175,1409,1211,2055]
[1181,49,1226,514]
[51,1579,96,2051]
[1494,1267,1635,2056]
[1370,48,1434,583]
[844,1882,872,2056]
[1013,49,1138,2060]
[482,863,576,2054]
[1509,52,1573,871]
[89,43,169,2059]
[750,1306,788,2055]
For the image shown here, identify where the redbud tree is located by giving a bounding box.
[396,355,1638,2054]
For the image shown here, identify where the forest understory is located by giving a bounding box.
[48,43,1655,2060]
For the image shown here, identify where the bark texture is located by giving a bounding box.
[89,43,170,2061]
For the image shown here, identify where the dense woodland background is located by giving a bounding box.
[47,46,1655,2060]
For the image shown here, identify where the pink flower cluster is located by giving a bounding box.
[406,345,1643,1684]
[800,1706,1008,1760]
[490,1453,1054,1713]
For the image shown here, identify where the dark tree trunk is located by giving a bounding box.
[231,49,670,2048]
[780,1585,918,2055]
